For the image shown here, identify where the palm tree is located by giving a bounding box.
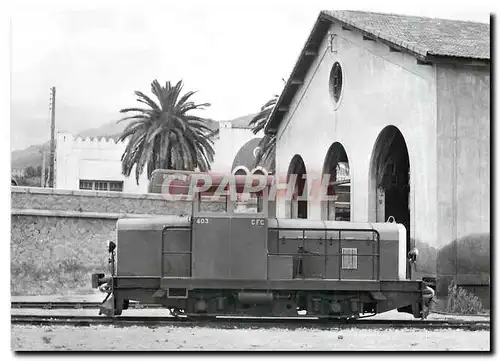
[248,95,278,134]
[117,79,215,184]
[249,94,279,173]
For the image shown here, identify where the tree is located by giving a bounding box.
[248,95,278,134]
[117,79,216,184]
[24,166,36,178]
[248,94,279,173]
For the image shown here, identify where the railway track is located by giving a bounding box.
[11,301,490,331]
[11,314,490,331]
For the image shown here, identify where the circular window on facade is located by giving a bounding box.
[253,146,261,158]
[329,62,343,105]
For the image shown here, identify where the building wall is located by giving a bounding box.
[55,133,149,193]
[434,65,490,290]
[275,22,437,247]
[210,121,260,174]
[12,169,26,177]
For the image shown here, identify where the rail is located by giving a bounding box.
[10,313,490,331]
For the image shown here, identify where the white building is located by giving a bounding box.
[54,132,149,193]
[55,115,268,193]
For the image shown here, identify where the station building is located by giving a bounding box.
[265,11,490,299]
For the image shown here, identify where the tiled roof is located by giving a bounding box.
[323,10,490,60]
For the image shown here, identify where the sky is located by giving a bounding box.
[8,0,493,151]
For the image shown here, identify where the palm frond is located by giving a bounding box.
[134,91,161,111]
[117,78,215,183]
[249,94,279,135]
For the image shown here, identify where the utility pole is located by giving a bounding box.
[48,87,56,188]
[40,150,46,187]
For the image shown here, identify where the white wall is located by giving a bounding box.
[55,133,149,193]
[210,121,259,174]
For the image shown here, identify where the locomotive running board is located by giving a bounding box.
[111,277,422,293]
[152,289,166,298]
[370,291,387,300]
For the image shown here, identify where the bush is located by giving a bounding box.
[446,280,483,314]
[11,259,100,296]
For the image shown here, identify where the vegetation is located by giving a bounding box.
[248,94,279,173]
[446,280,484,314]
[12,165,48,187]
[118,79,216,183]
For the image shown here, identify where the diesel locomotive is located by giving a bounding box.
[92,170,431,319]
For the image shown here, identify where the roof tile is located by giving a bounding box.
[323,10,490,59]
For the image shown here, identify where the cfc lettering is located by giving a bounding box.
[251,219,265,227]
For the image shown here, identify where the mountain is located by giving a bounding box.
[11,142,51,170]
[229,114,255,129]
[11,114,256,170]
[77,120,127,139]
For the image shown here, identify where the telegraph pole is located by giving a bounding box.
[48,87,56,188]
[40,150,46,187]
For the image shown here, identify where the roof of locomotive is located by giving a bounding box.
[117,215,191,231]
[269,218,406,238]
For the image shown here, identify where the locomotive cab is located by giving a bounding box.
[92,170,430,319]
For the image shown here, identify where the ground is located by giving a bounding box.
[11,324,490,351]
[11,293,490,351]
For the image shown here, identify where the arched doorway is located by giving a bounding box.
[370,125,411,278]
[233,166,249,176]
[286,155,308,219]
[322,142,350,221]
[252,167,267,176]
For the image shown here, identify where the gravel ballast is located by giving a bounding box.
[11,324,490,351]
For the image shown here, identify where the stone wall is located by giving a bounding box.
[11,214,115,295]
[10,187,223,296]
[12,187,192,215]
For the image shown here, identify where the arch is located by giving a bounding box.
[321,142,351,221]
[252,166,268,176]
[286,154,308,219]
[232,166,250,176]
[369,125,411,278]
[231,138,262,173]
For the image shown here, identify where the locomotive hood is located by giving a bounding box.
[116,215,191,231]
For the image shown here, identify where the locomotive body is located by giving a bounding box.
[92,170,428,319]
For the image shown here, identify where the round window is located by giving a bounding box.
[330,62,343,104]
[253,146,261,158]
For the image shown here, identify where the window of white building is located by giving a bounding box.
[79,180,124,192]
